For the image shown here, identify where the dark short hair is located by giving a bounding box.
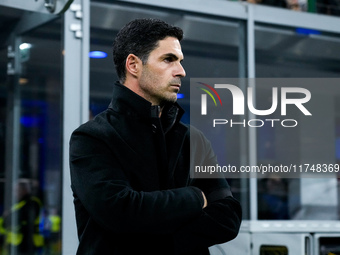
[113,18,183,83]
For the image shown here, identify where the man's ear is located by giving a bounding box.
[125,54,141,78]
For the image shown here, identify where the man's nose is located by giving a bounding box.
[175,63,186,78]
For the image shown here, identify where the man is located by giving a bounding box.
[69,18,242,255]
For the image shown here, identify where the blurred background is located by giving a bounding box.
[0,0,340,254]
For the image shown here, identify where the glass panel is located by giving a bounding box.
[260,245,288,255]
[0,16,62,255]
[319,237,340,255]
[255,25,340,220]
[255,25,340,78]
[0,33,7,255]
[89,5,249,218]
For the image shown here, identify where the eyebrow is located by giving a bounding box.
[162,53,184,61]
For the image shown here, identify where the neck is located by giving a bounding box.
[123,79,165,110]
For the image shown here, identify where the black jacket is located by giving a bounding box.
[69,82,242,255]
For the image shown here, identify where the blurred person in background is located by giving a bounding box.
[1,179,43,255]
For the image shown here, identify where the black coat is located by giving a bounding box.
[69,82,242,255]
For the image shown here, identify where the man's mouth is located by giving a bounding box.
[170,84,181,89]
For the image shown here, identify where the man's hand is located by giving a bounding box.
[202,192,208,208]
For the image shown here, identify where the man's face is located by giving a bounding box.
[138,36,186,106]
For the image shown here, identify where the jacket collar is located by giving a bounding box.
[108,81,185,127]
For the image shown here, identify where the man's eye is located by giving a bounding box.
[164,58,172,62]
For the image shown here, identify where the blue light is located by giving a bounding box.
[177,93,185,99]
[89,51,108,59]
[20,116,40,127]
[296,28,320,35]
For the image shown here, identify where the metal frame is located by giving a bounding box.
[4,36,22,255]
[248,220,340,233]
[0,0,72,14]
[62,0,90,254]
[238,20,250,220]
[246,4,258,221]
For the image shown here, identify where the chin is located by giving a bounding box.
[168,97,178,103]
[160,98,177,105]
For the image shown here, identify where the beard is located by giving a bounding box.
[139,69,180,105]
